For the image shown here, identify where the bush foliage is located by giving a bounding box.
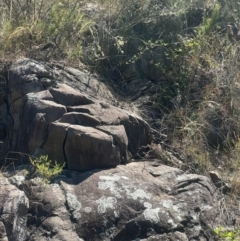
[214,226,240,241]
[29,155,65,184]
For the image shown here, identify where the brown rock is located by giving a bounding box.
[22,93,67,153]
[72,103,129,125]
[59,112,100,127]
[4,58,152,169]
[71,103,152,156]
[120,113,152,155]
[43,122,69,165]
[65,125,121,170]
[97,125,131,163]
[49,84,94,106]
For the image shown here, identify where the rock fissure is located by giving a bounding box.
[62,127,69,169]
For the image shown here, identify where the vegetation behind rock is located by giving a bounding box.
[1,0,240,238]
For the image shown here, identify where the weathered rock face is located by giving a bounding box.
[0,177,29,241]
[0,58,152,170]
[0,58,221,241]
[2,161,218,241]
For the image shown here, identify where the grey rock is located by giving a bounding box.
[0,102,7,118]
[0,178,29,241]
[64,125,121,170]
[22,161,218,241]
[0,221,8,241]
[8,175,25,187]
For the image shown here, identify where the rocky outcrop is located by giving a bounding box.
[2,161,218,241]
[0,58,222,241]
[0,58,152,170]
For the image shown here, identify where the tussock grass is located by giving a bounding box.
[0,0,93,61]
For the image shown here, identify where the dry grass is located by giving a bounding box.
[0,0,94,61]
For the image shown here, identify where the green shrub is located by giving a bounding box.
[29,155,65,184]
[214,227,240,241]
[85,0,193,68]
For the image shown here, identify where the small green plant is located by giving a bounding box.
[214,226,240,241]
[29,155,65,184]
[198,4,221,36]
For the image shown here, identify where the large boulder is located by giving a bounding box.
[1,58,152,170]
[17,161,218,241]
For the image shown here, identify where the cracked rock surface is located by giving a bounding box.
[1,161,218,241]
[0,58,152,170]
